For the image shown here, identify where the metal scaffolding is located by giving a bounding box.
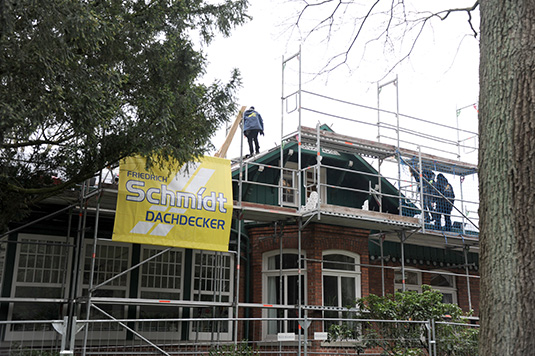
[0,46,480,355]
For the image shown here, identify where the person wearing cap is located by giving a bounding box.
[243,106,264,158]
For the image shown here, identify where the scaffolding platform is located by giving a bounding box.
[297,126,478,176]
[236,201,419,231]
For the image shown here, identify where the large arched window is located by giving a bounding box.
[262,250,306,339]
[322,251,361,331]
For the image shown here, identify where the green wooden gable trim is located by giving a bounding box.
[231,140,417,216]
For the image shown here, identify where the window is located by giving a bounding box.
[263,251,306,339]
[394,270,457,304]
[280,162,327,207]
[82,240,131,332]
[322,252,361,332]
[138,246,184,334]
[190,251,233,340]
[394,270,421,293]
[305,166,327,205]
[430,273,457,304]
[10,236,70,331]
[281,169,297,206]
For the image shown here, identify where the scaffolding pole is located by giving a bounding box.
[464,246,473,311]
[64,180,89,354]
[82,174,103,356]
[400,230,406,292]
[234,215,242,342]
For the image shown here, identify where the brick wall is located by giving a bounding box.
[240,221,480,352]
[369,259,480,316]
[245,222,370,341]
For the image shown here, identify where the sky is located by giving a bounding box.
[203,0,480,161]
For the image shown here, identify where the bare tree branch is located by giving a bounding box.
[292,0,480,77]
[316,0,381,74]
[430,1,479,37]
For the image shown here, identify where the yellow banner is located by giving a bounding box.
[112,155,233,252]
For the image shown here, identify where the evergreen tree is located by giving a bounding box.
[0,0,249,230]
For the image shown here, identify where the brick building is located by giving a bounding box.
[231,128,479,353]
[1,127,479,354]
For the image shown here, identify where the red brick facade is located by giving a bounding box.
[240,221,480,347]
[369,260,480,316]
[245,222,370,343]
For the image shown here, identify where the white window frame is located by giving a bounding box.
[281,162,327,207]
[281,168,298,206]
[7,234,71,341]
[304,164,327,204]
[189,250,234,341]
[394,269,422,293]
[137,246,185,338]
[81,239,131,340]
[394,269,458,305]
[322,251,361,332]
[429,271,458,305]
[262,249,307,340]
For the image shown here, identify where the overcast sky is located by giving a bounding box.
[203,0,480,160]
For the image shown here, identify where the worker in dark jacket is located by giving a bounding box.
[433,173,455,231]
[243,106,264,157]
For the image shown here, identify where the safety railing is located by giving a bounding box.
[0,314,479,356]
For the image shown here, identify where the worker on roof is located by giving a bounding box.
[433,173,455,231]
[243,106,264,158]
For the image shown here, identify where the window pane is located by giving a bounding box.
[139,306,180,332]
[17,239,67,284]
[287,275,300,305]
[12,302,61,325]
[81,289,126,325]
[282,170,295,204]
[323,254,355,271]
[267,276,281,334]
[441,293,454,304]
[15,286,62,298]
[267,276,281,304]
[394,270,419,285]
[267,253,303,270]
[341,276,356,306]
[141,249,182,290]
[192,307,229,333]
[323,275,338,306]
[430,274,454,287]
[286,275,303,334]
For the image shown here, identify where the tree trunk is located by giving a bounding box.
[479,1,535,354]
